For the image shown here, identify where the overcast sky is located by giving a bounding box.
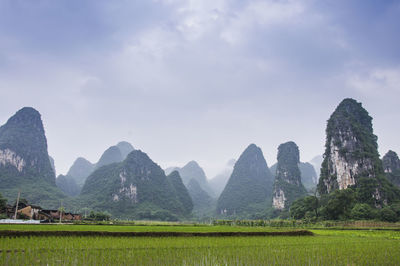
[0,0,399,178]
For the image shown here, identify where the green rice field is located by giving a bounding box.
[0,225,399,265]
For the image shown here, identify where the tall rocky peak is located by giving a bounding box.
[67,157,95,187]
[382,150,400,188]
[275,142,301,185]
[272,141,307,210]
[116,141,135,159]
[0,107,55,185]
[0,107,66,208]
[95,146,123,169]
[80,149,190,219]
[217,144,274,216]
[318,98,383,194]
[382,151,400,174]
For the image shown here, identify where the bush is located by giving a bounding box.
[350,203,376,220]
[380,208,398,222]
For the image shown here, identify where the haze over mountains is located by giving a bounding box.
[1,98,400,220]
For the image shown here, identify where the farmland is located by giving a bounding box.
[0,224,400,265]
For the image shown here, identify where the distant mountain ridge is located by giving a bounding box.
[79,149,192,220]
[59,141,135,195]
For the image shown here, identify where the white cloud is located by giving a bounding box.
[348,67,400,96]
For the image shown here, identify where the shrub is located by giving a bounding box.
[380,208,398,222]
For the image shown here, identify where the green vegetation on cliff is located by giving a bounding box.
[79,150,191,220]
[0,107,66,208]
[217,144,274,216]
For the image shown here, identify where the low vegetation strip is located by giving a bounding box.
[0,230,313,237]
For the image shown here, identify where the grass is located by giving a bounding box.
[0,225,399,265]
[0,224,297,232]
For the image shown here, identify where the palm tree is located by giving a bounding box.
[58,206,65,224]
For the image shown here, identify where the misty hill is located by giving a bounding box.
[310,155,323,176]
[318,98,400,205]
[383,150,400,188]
[67,157,95,187]
[187,178,215,218]
[95,146,123,169]
[56,174,80,197]
[164,161,214,210]
[79,149,192,220]
[272,142,307,210]
[0,107,66,208]
[209,159,236,197]
[66,141,134,190]
[299,162,318,190]
[217,144,274,216]
[116,141,135,159]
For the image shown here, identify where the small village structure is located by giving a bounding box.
[3,202,81,222]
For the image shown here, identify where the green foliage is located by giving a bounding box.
[88,211,111,221]
[0,193,6,212]
[217,144,274,216]
[290,196,318,220]
[320,189,356,220]
[380,208,398,222]
[350,203,376,220]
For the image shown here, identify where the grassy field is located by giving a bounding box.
[0,225,399,265]
[0,224,297,232]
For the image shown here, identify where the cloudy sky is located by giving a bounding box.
[0,0,399,178]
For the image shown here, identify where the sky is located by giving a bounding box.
[0,0,399,178]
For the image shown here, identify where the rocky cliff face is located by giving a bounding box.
[217,144,274,216]
[79,149,190,219]
[382,150,400,187]
[0,107,56,184]
[0,107,65,208]
[272,142,307,210]
[318,99,383,194]
[270,162,318,191]
[383,151,400,174]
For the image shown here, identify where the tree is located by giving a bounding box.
[350,203,376,220]
[380,208,398,222]
[320,189,356,220]
[58,206,65,224]
[0,193,6,212]
[290,196,318,220]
